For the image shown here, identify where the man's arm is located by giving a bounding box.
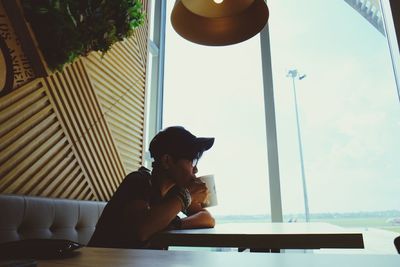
[181,202,215,229]
[123,179,213,241]
[123,195,183,242]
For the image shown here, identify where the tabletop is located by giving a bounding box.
[151,222,364,250]
[38,247,400,267]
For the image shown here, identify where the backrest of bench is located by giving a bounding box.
[0,194,106,245]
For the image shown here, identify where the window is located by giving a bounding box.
[163,2,271,220]
[144,0,166,168]
[152,0,400,254]
[269,0,400,254]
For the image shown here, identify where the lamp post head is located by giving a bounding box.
[287,69,306,80]
[287,69,298,78]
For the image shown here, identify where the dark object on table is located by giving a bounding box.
[394,236,400,254]
[0,239,82,260]
[0,259,36,267]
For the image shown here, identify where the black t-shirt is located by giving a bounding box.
[88,166,180,249]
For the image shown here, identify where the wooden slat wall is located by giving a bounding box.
[0,0,150,201]
[0,79,94,200]
[45,60,126,200]
[83,21,148,174]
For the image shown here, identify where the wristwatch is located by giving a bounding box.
[171,186,192,212]
[181,187,192,212]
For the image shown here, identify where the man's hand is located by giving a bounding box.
[186,178,208,205]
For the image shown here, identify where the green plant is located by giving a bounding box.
[21,0,145,71]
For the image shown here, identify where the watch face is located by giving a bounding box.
[0,36,13,96]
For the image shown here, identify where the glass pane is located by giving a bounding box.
[269,0,400,254]
[381,0,400,101]
[163,2,270,222]
[148,0,156,42]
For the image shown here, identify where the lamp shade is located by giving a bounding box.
[171,0,269,46]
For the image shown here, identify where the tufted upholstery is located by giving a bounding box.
[0,194,106,245]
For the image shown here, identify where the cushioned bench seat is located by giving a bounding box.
[0,194,106,245]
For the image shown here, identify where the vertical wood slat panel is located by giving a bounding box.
[67,64,120,191]
[8,134,68,193]
[30,150,77,195]
[45,60,126,201]
[21,144,72,195]
[0,118,62,180]
[84,29,148,174]
[46,74,107,200]
[74,60,125,190]
[49,165,82,198]
[59,66,111,199]
[85,51,145,96]
[84,67,145,113]
[0,106,54,152]
[0,79,90,200]
[0,88,48,136]
[0,108,56,164]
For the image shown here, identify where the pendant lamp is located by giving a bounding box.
[171,0,269,46]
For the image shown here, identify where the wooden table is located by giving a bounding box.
[38,247,400,267]
[151,222,364,251]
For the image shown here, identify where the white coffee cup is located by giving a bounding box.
[197,174,218,207]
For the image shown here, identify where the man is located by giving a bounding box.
[88,126,215,249]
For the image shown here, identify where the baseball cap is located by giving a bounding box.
[149,126,215,160]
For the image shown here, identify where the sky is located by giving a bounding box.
[161,0,400,216]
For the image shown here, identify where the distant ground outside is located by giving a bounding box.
[214,210,400,234]
[310,217,400,234]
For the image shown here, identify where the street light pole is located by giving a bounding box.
[287,69,310,223]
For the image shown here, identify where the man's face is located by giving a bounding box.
[168,157,198,187]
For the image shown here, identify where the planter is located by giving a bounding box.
[5,0,145,73]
